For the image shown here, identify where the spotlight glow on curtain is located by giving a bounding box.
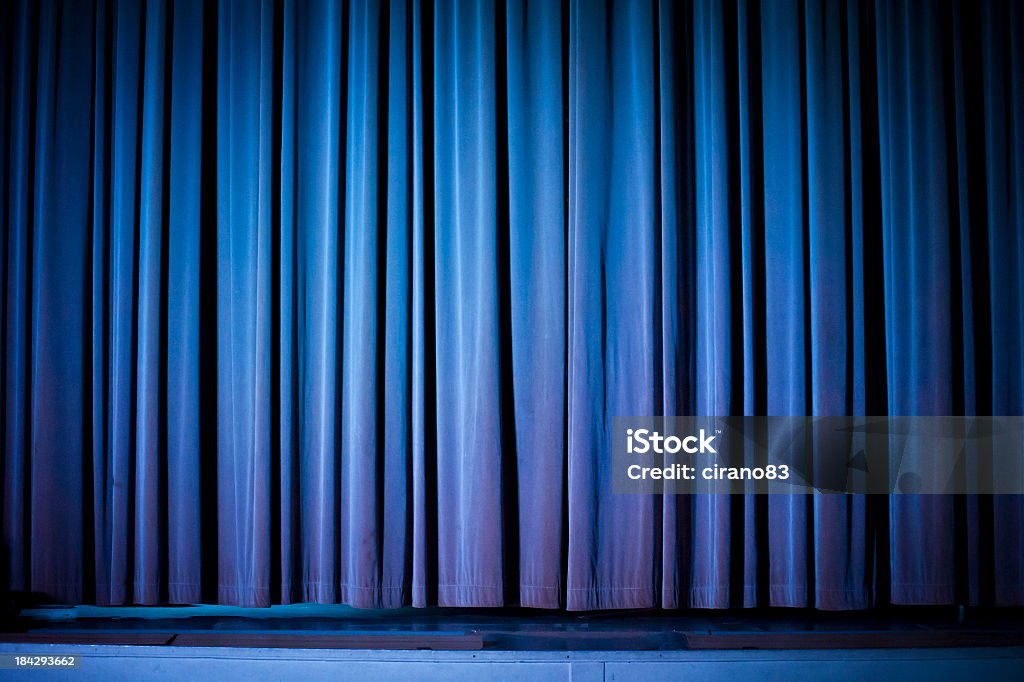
[2,0,1023,609]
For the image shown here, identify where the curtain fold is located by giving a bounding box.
[2,0,1023,609]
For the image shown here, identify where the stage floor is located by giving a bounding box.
[2,603,1024,650]
[2,606,1023,679]
[0,643,1022,681]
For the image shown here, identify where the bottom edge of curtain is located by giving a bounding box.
[437,584,504,607]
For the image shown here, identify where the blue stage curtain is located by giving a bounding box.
[2,0,1022,609]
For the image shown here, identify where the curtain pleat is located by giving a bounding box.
[27,0,93,603]
[2,0,1023,610]
[690,0,734,608]
[505,0,566,611]
[980,0,1024,607]
[165,0,204,606]
[217,0,274,606]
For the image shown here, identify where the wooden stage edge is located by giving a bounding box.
[1,629,1022,650]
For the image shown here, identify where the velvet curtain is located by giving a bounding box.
[2,0,1022,609]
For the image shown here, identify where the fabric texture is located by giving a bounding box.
[2,0,1022,609]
